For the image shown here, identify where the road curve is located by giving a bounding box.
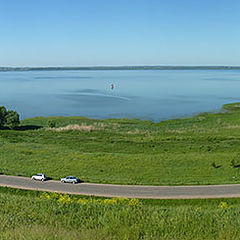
[0,175,240,199]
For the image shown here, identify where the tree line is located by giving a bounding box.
[0,106,20,129]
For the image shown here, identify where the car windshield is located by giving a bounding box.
[66,176,76,179]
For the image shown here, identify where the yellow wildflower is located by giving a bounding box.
[57,194,72,204]
[115,197,129,204]
[77,198,88,205]
[51,192,60,200]
[103,198,117,205]
[196,207,201,212]
[128,198,141,206]
[40,192,51,200]
[219,201,228,209]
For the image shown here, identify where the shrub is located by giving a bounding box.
[0,106,20,129]
[47,120,57,128]
[0,106,7,127]
[211,162,217,168]
[4,110,20,129]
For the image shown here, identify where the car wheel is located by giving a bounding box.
[73,181,76,184]
[41,178,44,181]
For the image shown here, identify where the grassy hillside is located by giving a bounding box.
[0,187,240,239]
[1,102,240,185]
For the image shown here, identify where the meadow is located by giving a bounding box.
[1,103,240,239]
[1,102,240,185]
[0,186,240,239]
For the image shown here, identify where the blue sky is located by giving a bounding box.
[0,0,239,66]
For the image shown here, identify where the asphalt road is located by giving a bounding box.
[0,175,240,199]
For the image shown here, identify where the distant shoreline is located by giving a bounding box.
[1,66,240,72]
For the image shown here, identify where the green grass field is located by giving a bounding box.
[1,102,240,185]
[0,187,239,239]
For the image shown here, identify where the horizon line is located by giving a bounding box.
[1,65,240,69]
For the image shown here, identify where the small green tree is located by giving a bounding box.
[0,106,7,128]
[47,120,56,128]
[4,110,20,129]
[0,106,20,129]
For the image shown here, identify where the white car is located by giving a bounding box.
[31,173,46,181]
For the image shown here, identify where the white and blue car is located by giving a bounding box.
[60,176,80,184]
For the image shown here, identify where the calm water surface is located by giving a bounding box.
[0,70,240,122]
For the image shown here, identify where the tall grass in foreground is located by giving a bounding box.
[0,187,240,239]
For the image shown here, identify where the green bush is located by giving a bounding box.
[0,106,20,129]
[0,106,7,127]
[47,120,57,128]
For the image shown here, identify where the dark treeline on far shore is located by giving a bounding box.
[1,66,240,72]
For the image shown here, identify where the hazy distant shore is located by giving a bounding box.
[1,66,240,72]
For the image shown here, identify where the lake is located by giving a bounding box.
[0,69,240,122]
